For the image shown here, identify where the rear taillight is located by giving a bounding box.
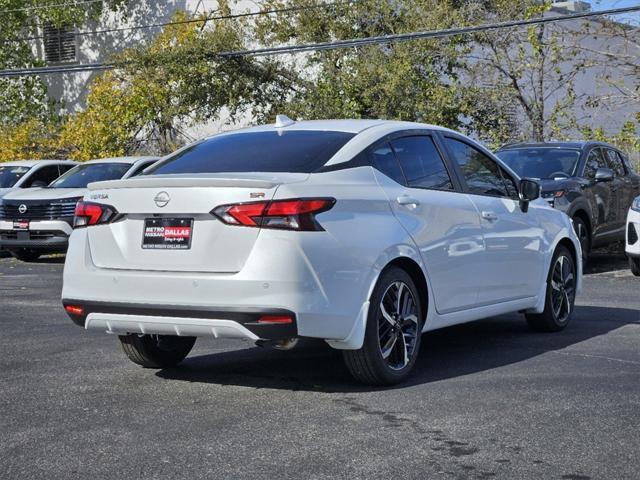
[212,198,335,231]
[74,201,118,228]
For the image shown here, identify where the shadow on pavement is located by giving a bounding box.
[156,305,638,392]
[585,251,628,275]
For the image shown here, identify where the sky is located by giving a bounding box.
[586,0,640,24]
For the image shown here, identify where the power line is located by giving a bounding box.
[5,0,362,43]
[1,4,639,78]
[0,0,104,15]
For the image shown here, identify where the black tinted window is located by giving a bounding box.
[25,165,62,187]
[0,165,30,188]
[445,137,510,197]
[584,149,607,178]
[371,142,405,184]
[497,148,580,179]
[50,163,131,188]
[390,136,453,190]
[604,149,626,176]
[147,131,355,175]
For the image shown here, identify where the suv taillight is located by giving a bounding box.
[74,201,118,228]
[212,198,335,231]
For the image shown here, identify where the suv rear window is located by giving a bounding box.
[146,131,355,175]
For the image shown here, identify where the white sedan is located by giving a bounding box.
[62,118,582,385]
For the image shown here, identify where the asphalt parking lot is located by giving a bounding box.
[0,253,638,480]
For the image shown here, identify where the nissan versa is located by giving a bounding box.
[0,157,158,261]
[62,118,582,385]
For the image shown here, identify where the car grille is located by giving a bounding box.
[0,198,80,221]
[629,222,639,245]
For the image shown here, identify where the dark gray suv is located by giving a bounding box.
[497,142,640,265]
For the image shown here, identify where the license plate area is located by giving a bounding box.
[13,220,29,231]
[142,218,193,250]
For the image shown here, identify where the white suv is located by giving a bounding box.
[0,160,77,200]
[0,157,158,261]
[627,196,640,275]
[62,119,582,385]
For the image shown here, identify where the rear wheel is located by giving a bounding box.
[9,249,41,262]
[525,245,576,332]
[118,334,196,368]
[343,267,423,385]
[572,216,590,269]
[629,257,640,276]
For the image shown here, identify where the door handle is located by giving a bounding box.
[397,195,420,206]
[481,211,498,222]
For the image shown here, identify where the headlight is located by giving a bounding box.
[632,197,640,212]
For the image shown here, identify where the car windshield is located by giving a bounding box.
[49,163,131,188]
[0,165,31,188]
[497,148,581,179]
[145,130,355,175]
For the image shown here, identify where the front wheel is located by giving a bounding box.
[629,257,640,276]
[118,334,196,368]
[343,267,423,385]
[572,216,589,269]
[525,245,577,332]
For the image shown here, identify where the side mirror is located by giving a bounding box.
[595,168,614,182]
[519,178,540,213]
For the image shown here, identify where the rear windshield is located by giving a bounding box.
[0,165,30,188]
[49,163,131,189]
[146,130,355,175]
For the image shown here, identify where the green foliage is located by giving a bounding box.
[253,0,478,131]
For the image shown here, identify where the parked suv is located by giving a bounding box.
[0,160,77,200]
[496,142,640,264]
[62,119,582,385]
[627,196,640,276]
[0,157,158,261]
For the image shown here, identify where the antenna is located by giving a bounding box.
[275,115,295,128]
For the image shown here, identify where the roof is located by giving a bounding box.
[84,156,159,165]
[219,118,457,136]
[497,141,613,151]
[0,159,77,167]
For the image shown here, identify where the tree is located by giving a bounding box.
[462,1,595,144]
[59,5,294,158]
[252,0,485,132]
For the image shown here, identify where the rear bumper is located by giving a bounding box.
[63,299,297,340]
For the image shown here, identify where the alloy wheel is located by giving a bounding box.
[378,281,419,370]
[550,255,575,324]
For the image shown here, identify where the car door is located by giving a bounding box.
[440,134,546,305]
[369,132,485,314]
[604,148,633,236]
[582,148,616,239]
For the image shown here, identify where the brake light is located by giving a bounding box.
[212,198,335,231]
[74,201,118,228]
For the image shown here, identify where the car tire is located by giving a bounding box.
[525,244,577,332]
[118,334,196,368]
[9,249,41,262]
[343,266,423,386]
[572,216,590,269]
[629,257,640,277]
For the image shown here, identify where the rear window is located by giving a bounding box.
[49,163,131,189]
[146,131,355,175]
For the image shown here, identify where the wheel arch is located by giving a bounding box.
[380,256,429,320]
[570,208,592,250]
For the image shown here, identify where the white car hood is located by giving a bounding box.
[1,187,87,202]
